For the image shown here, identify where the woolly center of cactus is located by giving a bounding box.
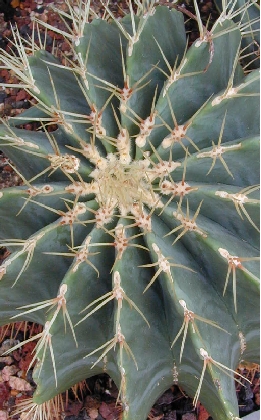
[91,154,157,214]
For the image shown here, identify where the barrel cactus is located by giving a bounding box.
[0,1,259,419]
[214,0,260,69]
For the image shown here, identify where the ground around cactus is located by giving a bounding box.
[0,323,259,420]
[0,1,260,419]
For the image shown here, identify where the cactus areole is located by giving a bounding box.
[0,1,259,419]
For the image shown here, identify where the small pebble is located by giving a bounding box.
[239,398,254,414]
[16,90,28,101]
[0,410,8,420]
[182,414,196,420]
[164,411,177,420]
[0,356,13,366]
[35,6,45,13]
[0,92,7,104]
[12,100,26,109]
[18,23,32,38]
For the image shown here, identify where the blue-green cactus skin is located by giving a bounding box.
[0,2,259,419]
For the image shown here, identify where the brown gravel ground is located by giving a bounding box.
[0,1,260,419]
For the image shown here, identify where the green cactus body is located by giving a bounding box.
[214,0,260,69]
[0,1,259,419]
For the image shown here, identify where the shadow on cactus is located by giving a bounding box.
[0,0,259,419]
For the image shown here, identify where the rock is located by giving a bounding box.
[182,414,197,420]
[0,383,9,410]
[239,398,255,414]
[0,410,7,420]
[8,376,32,391]
[164,411,177,420]
[0,91,7,103]
[15,89,28,101]
[0,340,20,356]
[156,389,175,406]
[18,23,32,38]
[254,392,260,406]
[198,405,211,420]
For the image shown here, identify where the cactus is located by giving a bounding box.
[214,0,260,69]
[0,1,259,419]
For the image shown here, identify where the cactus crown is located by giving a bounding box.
[0,0,259,419]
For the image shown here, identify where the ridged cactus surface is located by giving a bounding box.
[214,0,260,69]
[0,1,259,419]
